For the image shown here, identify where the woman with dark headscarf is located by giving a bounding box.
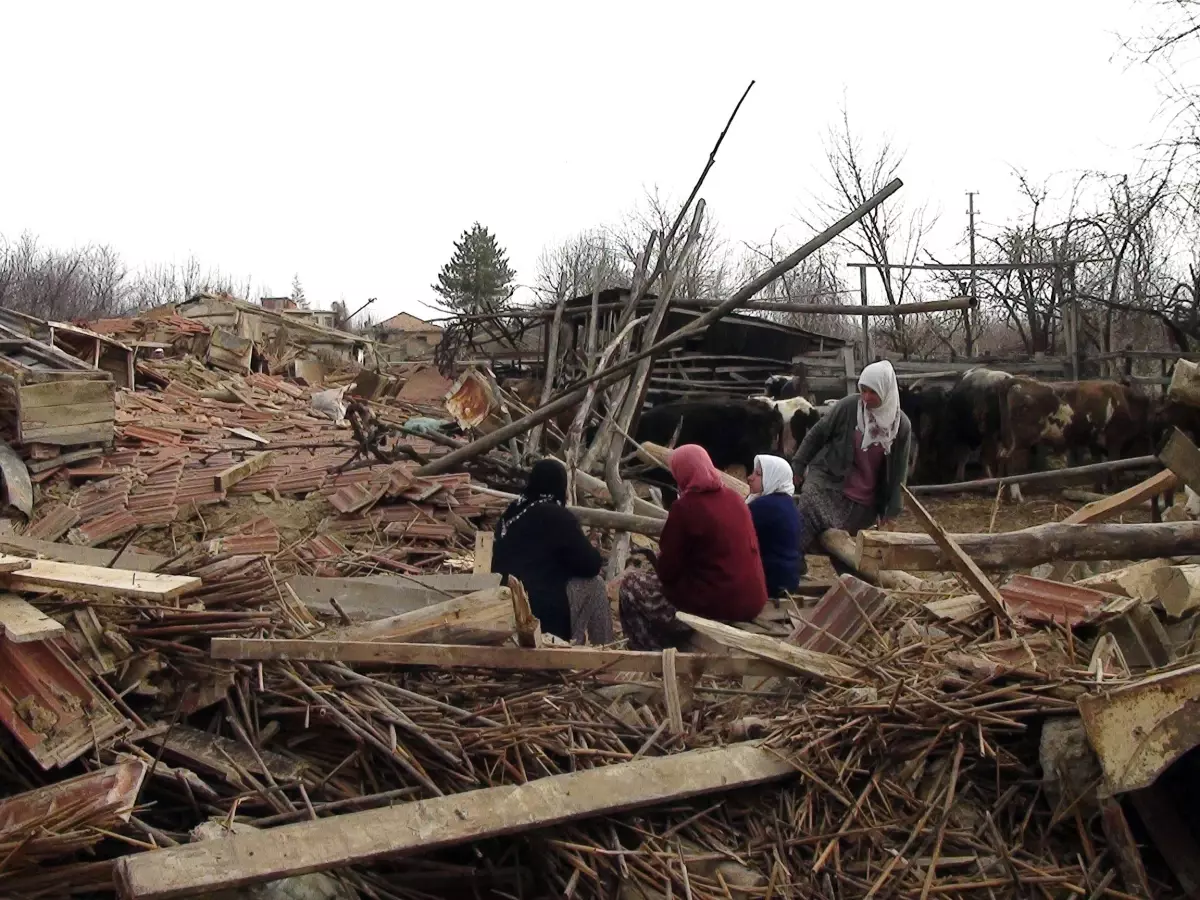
[492,459,611,644]
[618,444,768,651]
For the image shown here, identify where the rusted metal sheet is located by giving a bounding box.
[788,575,890,654]
[0,635,130,769]
[445,368,496,430]
[999,574,1131,627]
[1077,662,1200,794]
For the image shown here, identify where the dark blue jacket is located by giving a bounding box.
[747,493,801,596]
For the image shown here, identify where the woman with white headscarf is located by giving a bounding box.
[789,360,912,575]
[746,454,802,598]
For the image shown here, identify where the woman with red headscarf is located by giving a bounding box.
[618,444,768,650]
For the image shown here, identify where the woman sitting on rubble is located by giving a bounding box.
[746,454,802,599]
[619,444,768,650]
[492,458,613,644]
[790,359,912,575]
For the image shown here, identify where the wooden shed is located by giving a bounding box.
[554,288,847,402]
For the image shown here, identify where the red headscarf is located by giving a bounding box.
[669,444,722,493]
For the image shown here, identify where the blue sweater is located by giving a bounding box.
[747,493,802,596]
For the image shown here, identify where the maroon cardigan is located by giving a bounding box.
[656,485,768,622]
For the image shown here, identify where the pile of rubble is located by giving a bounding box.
[4,287,1200,899]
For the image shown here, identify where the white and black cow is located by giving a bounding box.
[633,396,822,492]
[749,395,823,458]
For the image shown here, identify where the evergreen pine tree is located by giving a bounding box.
[290,274,307,308]
[431,223,516,314]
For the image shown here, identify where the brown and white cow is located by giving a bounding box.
[999,378,1155,502]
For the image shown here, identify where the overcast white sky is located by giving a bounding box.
[0,1,1175,322]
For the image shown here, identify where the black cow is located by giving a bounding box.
[635,399,784,474]
[898,381,951,483]
[941,368,1014,483]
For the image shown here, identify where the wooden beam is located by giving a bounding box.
[328,587,513,645]
[1061,469,1178,524]
[1160,428,1200,495]
[674,612,856,682]
[900,487,1014,626]
[113,742,797,899]
[0,554,198,600]
[0,593,64,642]
[213,451,276,492]
[0,534,166,571]
[472,531,494,574]
[208,638,790,677]
[857,521,1200,572]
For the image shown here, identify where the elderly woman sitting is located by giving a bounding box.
[619,444,768,651]
[492,459,613,644]
[790,360,912,573]
[746,454,802,598]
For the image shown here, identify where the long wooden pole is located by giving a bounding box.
[909,456,1159,495]
[436,294,968,323]
[858,520,1200,572]
[114,743,796,899]
[417,178,904,476]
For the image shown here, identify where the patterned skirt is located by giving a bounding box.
[566,576,614,645]
[795,484,877,554]
[617,570,692,651]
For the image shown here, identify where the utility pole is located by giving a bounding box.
[966,191,978,357]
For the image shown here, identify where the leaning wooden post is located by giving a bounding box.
[416,178,904,476]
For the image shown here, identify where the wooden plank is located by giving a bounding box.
[1160,427,1200,496]
[901,486,1014,626]
[288,573,503,620]
[144,724,304,783]
[209,638,789,677]
[113,741,796,899]
[25,446,103,474]
[0,555,199,600]
[1057,469,1178,525]
[18,401,114,430]
[472,531,494,574]
[0,535,166,571]
[213,451,276,492]
[18,378,113,408]
[674,612,856,682]
[226,426,270,445]
[0,592,64,642]
[329,587,513,644]
[18,422,114,446]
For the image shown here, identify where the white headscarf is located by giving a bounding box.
[747,454,795,503]
[857,360,901,452]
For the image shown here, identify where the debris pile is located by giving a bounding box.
[4,186,1200,898]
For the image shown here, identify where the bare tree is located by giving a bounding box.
[735,235,854,337]
[533,230,628,302]
[614,187,732,300]
[801,104,938,357]
[0,233,262,321]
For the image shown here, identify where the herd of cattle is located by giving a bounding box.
[632,367,1200,501]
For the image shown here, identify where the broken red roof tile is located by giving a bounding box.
[788,575,891,654]
[0,635,130,769]
[26,504,81,543]
[999,575,1118,627]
